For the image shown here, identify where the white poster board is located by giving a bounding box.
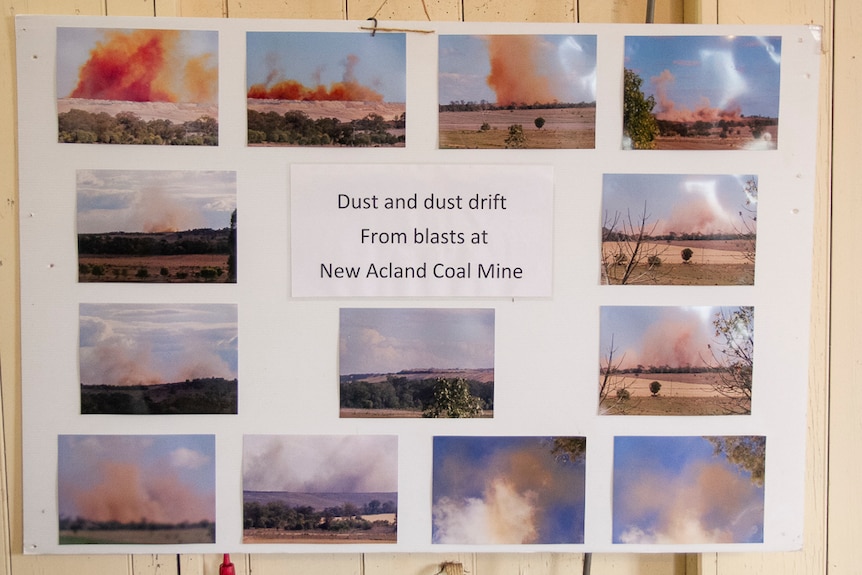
[16,14,820,554]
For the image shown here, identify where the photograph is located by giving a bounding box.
[77,169,237,283]
[79,303,238,414]
[246,31,406,146]
[432,436,586,545]
[623,35,781,150]
[601,174,757,286]
[339,308,494,418]
[58,434,216,545]
[243,435,398,544]
[439,34,596,149]
[57,28,218,145]
[599,305,754,415]
[613,436,765,544]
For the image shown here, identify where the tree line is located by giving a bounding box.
[78,229,231,257]
[247,109,404,146]
[340,375,493,412]
[59,109,218,145]
[59,516,214,533]
[243,500,396,531]
[440,100,595,112]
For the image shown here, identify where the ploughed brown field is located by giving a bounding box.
[439,107,595,149]
[602,239,754,285]
[600,372,750,416]
[248,99,405,122]
[79,254,231,283]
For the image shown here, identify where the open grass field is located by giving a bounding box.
[60,527,213,545]
[440,107,595,149]
[243,524,396,544]
[653,124,778,150]
[602,239,754,285]
[600,372,750,415]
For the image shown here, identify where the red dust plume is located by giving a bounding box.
[650,69,742,123]
[486,36,555,106]
[72,461,214,524]
[69,29,217,103]
[248,53,384,101]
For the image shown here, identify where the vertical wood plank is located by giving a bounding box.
[225,0,345,19]
[132,554,179,575]
[0,1,18,574]
[462,0,576,23]
[155,0,225,17]
[579,0,684,23]
[826,0,861,572]
[365,553,474,575]
[682,0,717,23]
[106,0,154,16]
[474,553,584,574]
[19,0,105,14]
[251,553,362,575]
[346,0,461,21]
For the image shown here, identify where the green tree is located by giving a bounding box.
[681,247,694,263]
[423,378,482,418]
[649,381,661,396]
[549,437,586,463]
[623,68,659,149]
[707,435,765,486]
[706,306,754,414]
[534,117,546,129]
[504,124,526,148]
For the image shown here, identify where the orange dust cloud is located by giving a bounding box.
[650,69,742,123]
[248,53,384,102]
[69,29,217,104]
[633,317,712,370]
[73,461,214,524]
[485,36,555,107]
[133,188,204,234]
[655,198,736,236]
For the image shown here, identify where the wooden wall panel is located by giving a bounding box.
[579,0,684,23]
[826,0,860,571]
[462,0,576,22]
[105,0,154,16]
[225,0,345,19]
[155,0,225,17]
[346,0,461,21]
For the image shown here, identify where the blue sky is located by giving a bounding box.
[624,35,781,118]
[243,435,398,493]
[613,436,765,544]
[58,434,216,524]
[77,170,236,234]
[339,308,495,375]
[246,31,406,101]
[79,303,238,386]
[599,306,752,370]
[432,436,586,544]
[439,34,596,105]
[602,174,757,236]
